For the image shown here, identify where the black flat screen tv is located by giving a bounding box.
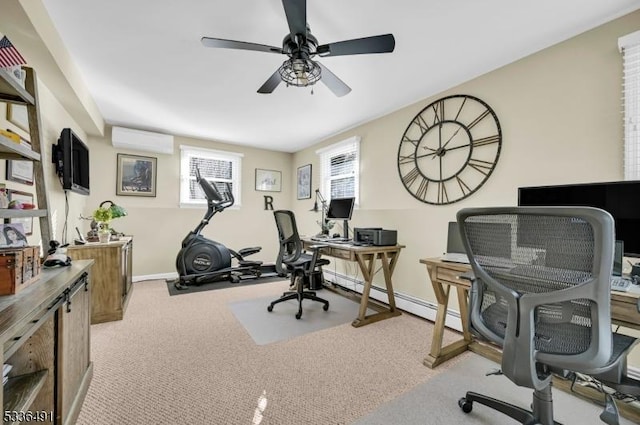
[52,128,90,195]
[518,180,640,257]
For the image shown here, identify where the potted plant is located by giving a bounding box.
[93,206,112,243]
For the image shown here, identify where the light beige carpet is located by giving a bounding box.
[76,279,464,425]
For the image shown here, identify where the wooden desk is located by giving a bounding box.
[422,257,640,422]
[421,257,640,368]
[303,240,405,327]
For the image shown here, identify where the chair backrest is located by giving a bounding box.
[457,206,615,391]
[273,210,304,267]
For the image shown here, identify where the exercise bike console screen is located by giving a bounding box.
[326,197,355,240]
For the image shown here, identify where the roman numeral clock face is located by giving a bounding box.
[397,94,502,205]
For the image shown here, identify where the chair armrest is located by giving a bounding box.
[307,244,328,250]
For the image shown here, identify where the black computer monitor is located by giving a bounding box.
[326,197,355,239]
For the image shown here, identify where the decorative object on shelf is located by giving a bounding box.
[310,189,334,235]
[297,164,312,200]
[116,153,157,197]
[6,159,33,185]
[0,223,27,247]
[0,35,27,88]
[397,94,502,205]
[255,168,282,192]
[6,104,28,132]
[0,184,8,209]
[6,190,34,235]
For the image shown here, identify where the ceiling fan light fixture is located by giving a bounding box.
[278,58,321,87]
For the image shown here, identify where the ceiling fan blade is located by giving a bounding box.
[317,34,395,57]
[257,69,282,94]
[201,37,282,54]
[282,0,307,39]
[318,63,351,97]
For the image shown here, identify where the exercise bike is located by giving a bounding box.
[174,168,264,290]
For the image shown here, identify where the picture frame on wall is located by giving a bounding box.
[255,168,282,192]
[116,153,157,197]
[297,164,312,200]
[6,190,34,235]
[6,160,34,185]
[6,104,29,133]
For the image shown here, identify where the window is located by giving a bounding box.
[316,136,360,203]
[619,30,640,180]
[179,145,243,207]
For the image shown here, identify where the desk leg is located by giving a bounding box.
[423,271,472,368]
[351,250,402,328]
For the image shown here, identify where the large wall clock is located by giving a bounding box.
[397,94,502,205]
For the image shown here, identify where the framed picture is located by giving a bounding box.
[255,168,281,192]
[7,190,34,235]
[116,153,157,197]
[6,160,34,185]
[6,104,29,132]
[0,223,28,247]
[297,164,312,199]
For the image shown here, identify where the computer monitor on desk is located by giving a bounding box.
[326,197,355,240]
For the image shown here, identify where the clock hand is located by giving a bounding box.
[416,152,437,160]
[441,126,463,149]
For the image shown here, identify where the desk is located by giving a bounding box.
[421,257,640,368]
[303,239,405,327]
[421,257,640,423]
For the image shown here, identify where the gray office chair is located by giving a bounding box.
[456,206,640,425]
[268,210,330,319]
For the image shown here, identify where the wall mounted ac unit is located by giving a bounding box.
[112,126,174,154]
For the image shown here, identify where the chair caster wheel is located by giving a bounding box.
[323,303,329,311]
[296,311,302,319]
[458,397,473,413]
[267,305,273,312]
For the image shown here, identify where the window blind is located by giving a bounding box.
[619,31,640,180]
[179,145,243,207]
[316,136,360,202]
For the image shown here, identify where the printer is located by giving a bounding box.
[353,228,397,246]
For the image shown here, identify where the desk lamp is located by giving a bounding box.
[86,201,128,241]
[309,189,333,236]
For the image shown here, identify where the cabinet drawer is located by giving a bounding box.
[328,247,353,261]
[436,266,469,286]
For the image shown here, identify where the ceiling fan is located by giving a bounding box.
[201,0,395,97]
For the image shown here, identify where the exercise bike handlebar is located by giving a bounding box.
[195,167,235,209]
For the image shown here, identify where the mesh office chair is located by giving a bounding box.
[268,210,330,319]
[456,206,640,425]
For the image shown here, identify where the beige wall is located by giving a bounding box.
[84,128,292,276]
[292,10,640,364]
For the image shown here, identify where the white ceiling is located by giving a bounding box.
[40,0,640,152]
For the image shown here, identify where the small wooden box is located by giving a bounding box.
[0,246,41,295]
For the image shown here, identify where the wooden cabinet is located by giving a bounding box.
[1,260,93,424]
[67,238,133,324]
[57,275,92,425]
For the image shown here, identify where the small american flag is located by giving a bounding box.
[0,36,26,68]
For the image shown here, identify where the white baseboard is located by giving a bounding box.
[323,270,640,380]
[133,272,177,282]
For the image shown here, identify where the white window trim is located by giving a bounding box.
[179,144,244,208]
[619,30,640,180]
[316,136,361,205]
